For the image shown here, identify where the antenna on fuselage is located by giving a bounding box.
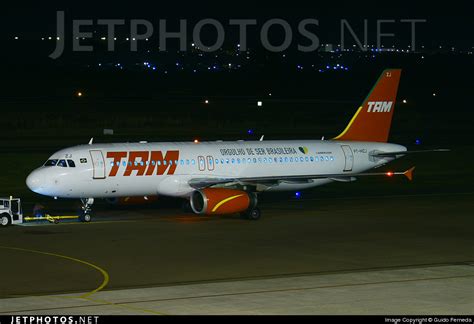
[321,136,325,140]
[259,135,264,141]
[88,138,94,145]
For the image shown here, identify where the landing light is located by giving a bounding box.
[386,172,394,177]
[194,139,199,143]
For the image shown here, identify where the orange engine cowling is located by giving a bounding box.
[105,196,159,206]
[190,188,257,215]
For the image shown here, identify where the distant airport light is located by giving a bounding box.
[247,129,253,135]
[204,99,209,104]
[193,139,199,143]
[76,91,83,98]
[295,192,301,198]
[14,36,19,40]
[432,93,436,97]
[268,93,272,97]
[415,139,422,145]
[402,99,407,104]
[257,101,263,107]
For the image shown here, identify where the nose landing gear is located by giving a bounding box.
[80,198,94,222]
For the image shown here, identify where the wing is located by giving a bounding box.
[188,167,415,189]
[370,149,450,157]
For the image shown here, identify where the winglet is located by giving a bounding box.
[88,137,94,145]
[403,167,415,181]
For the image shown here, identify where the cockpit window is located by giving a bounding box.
[44,159,58,166]
[57,160,68,167]
[67,160,76,167]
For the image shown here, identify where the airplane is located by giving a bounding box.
[25,69,446,221]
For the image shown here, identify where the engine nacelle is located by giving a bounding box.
[190,188,257,215]
[105,196,159,206]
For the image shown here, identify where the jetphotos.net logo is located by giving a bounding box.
[49,11,427,59]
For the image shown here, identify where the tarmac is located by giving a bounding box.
[0,191,473,314]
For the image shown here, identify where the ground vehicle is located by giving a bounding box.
[0,197,23,227]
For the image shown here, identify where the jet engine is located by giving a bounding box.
[190,188,257,215]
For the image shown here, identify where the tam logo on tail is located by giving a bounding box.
[333,69,401,143]
[367,101,393,113]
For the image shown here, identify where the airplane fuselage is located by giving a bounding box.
[26,140,406,199]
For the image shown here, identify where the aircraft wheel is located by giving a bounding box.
[246,208,261,221]
[1,213,11,227]
[80,214,92,223]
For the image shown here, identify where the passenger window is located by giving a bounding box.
[67,160,76,167]
[57,160,68,167]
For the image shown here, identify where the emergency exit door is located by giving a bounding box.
[90,150,106,179]
[341,145,354,172]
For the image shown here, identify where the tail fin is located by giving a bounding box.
[333,69,402,142]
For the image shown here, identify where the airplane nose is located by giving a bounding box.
[26,170,43,193]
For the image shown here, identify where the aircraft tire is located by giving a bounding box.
[246,208,261,221]
[80,214,92,223]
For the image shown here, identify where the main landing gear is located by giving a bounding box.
[80,198,94,222]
